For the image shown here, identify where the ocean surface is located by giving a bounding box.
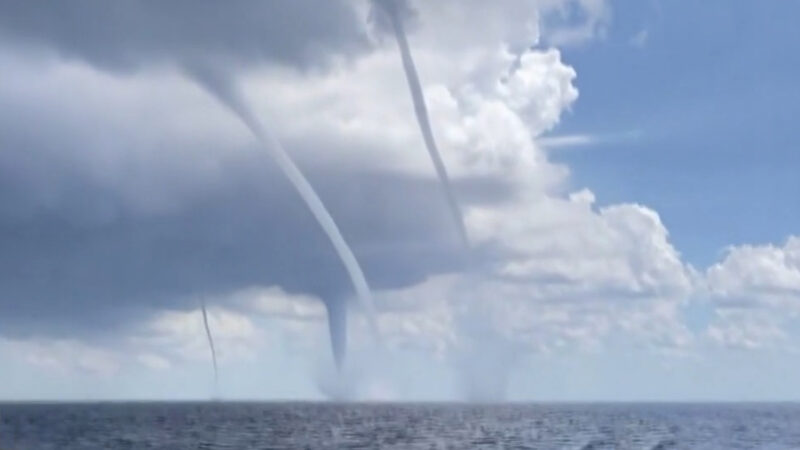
[1,402,799,449]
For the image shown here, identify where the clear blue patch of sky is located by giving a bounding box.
[550,0,800,268]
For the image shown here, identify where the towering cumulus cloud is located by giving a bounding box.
[372,0,469,248]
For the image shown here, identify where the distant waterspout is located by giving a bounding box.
[200,300,218,390]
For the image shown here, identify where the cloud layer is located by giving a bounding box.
[0,0,795,399]
[0,0,369,71]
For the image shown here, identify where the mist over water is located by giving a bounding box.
[454,349,516,403]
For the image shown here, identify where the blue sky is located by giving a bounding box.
[555,0,800,268]
[1,0,799,402]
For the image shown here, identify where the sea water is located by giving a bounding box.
[1,402,799,449]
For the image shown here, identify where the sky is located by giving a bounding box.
[0,0,799,402]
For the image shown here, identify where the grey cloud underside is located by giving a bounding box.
[0,0,368,70]
[0,68,513,340]
[0,159,498,338]
[0,0,517,343]
[0,0,371,344]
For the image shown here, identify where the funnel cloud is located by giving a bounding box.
[184,62,376,369]
[200,300,219,392]
[374,0,470,248]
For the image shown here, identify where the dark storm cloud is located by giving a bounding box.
[0,92,511,337]
[0,65,481,340]
[0,93,514,340]
[0,0,369,71]
[0,0,517,341]
[0,164,476,338]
